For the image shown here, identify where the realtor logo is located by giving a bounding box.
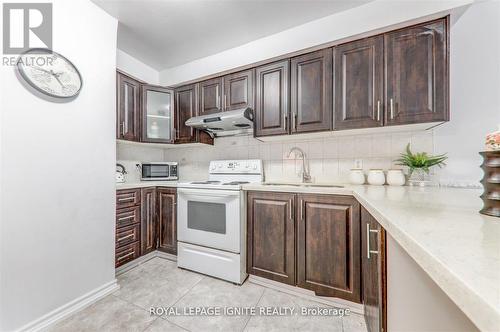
[2,3,52,54]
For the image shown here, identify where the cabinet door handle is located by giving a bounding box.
[390,98,394,120]
[377,100,381,122]
[299,199,303,221]
[120,122,125,135]
[117,233,135,242]
[118,215,134,221]
[224,94,228,111]
[292,113,297,130]
[366,223,380,259]
[118,197,135,202]
[284,113,288,130]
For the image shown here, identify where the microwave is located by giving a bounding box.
[141,162,178,181]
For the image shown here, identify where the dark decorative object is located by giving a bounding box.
[480,151,500,217]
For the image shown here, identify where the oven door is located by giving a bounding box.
[177,188,241,253]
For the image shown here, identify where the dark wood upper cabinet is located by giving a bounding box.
[140,187,156,255]
[174,83,199,144]
[117,72,141,141]
[157,188,177,255]
[291,49,333,133]
[247,191,296,285]
[361,207,387,332]
[385,17,449,125]
[199,77,223,115]
[334,36,384,130]
[141,85,175,143]
[223,69,254,111]
[254,60,290,137]
[296,194,361,303]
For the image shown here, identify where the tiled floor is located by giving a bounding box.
[48,257,368,332]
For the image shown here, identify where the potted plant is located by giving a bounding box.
[394,144,447,186]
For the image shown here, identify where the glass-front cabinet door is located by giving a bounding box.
[141,85,175,143]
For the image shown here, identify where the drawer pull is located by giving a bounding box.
[117,251,134,261]
[117,233,135,242]
[118,215,135,221]
[118,197,135,202]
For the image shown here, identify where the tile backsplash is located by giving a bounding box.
[117,130,434,183]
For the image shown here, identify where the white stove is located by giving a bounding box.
[178,160,263,190]
[176,160,263,284]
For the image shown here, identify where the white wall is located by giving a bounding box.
[0,0,117,330]
[117,49,159,84]
[434,0,500,185]
[158,0,472,85]
[387,235,478,331]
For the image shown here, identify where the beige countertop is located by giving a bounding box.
[115,180,500,330]
[242,183,500,331]
[115,181,178,190]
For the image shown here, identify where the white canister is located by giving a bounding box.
[349,169,365,185]
[367,169,385,185]
[387,169,406,186]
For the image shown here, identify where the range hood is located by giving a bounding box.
[185,107,254,137]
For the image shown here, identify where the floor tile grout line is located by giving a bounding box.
[140,316,160,332]
[170,275,206,307]
[160,275,205,332]
[116,267,197,332]
[240,287,268,332]
[162,316,192,332]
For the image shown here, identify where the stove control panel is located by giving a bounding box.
[209,160,263,174]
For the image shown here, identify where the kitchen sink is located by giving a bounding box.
[262,182,344,188]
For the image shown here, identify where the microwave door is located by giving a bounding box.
[142,164,170,179]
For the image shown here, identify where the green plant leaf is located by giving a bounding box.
[393,144,448,170]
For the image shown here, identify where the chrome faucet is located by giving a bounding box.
[287,147,312,183]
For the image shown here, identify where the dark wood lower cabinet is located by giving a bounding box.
[247,191,296,285]
[116,188,142,268]
[116,187,177,268]
[157,188,177,254]
[361,207,387,332]
[247,191,361,303]
[297,194,361,302]
[141,187,157,255]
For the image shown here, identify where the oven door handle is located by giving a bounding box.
[177,188,241,197]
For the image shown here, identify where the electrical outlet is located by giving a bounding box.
[354,159,363,169]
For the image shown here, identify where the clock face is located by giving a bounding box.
[17,48,83,98]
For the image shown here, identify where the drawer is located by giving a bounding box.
[115,241,140,268]
[116,189,141,208]
[116,206,140,228]
[116,223,140,248]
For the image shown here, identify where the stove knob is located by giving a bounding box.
[210,164,216,171]
[252,164,258,170]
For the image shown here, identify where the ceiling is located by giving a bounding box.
[92,0,372,71]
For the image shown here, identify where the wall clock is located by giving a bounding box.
[17,48,83,99]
